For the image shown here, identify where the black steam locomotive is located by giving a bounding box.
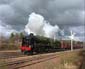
[20,33,61,54]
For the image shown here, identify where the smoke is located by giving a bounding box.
[25,12,59,38]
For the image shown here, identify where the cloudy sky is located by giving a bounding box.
[0,0,85,41]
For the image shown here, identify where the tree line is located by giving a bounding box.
[0,32,24,50]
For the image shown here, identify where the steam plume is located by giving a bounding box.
[25,12,59,38]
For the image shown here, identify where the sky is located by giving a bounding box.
[0,0,85,41]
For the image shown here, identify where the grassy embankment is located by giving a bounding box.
[42,49,84,69]
[0,49,84,69]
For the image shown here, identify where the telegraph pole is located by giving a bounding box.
[70,31,74,51]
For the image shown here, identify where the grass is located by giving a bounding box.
[58,50,83,69]
[43,49,83,69]
[0,59,8,69]
[0,49,84,69]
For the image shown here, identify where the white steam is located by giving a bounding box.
[25,12,59,38]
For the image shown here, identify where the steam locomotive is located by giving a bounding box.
[20,33,83,55]
[20,33,61,54]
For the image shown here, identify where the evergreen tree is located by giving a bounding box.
[10,32,14,39]
[19,32,24,39]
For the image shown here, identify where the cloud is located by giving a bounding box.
[0,0,13,4]
[69,26,85,41]
[0,0,84,41]
[25,12,59,38]
[0,4,15,25]
[0,20,17,36]
[10,0,84,26]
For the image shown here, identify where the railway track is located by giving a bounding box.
[0,50,25,59]
[0,49,82,69]
[0,55,27,59]
[0,53,57,69]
